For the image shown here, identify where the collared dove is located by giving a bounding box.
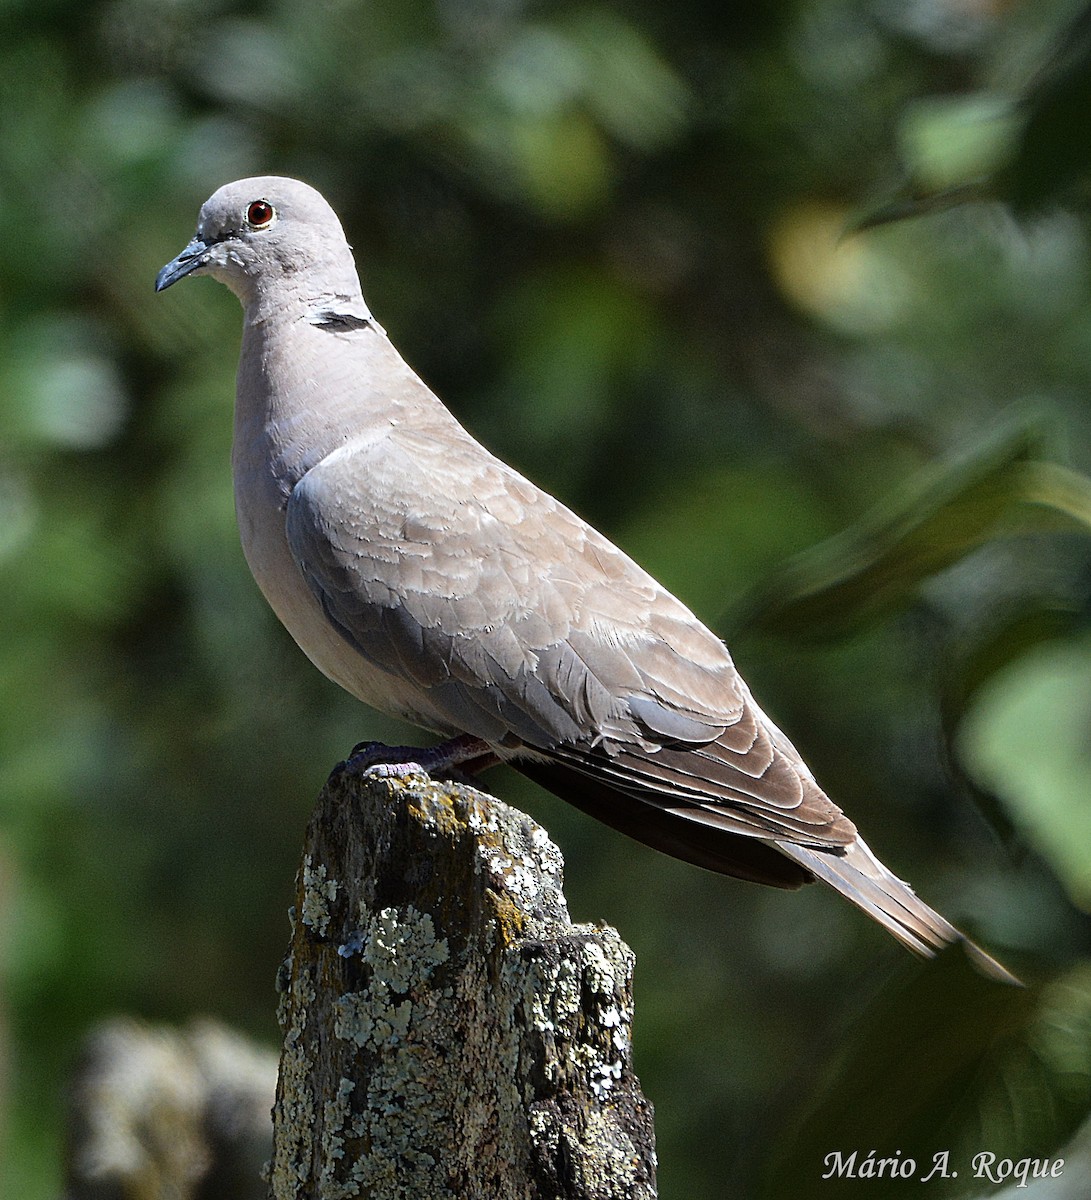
[157,176,1014,982]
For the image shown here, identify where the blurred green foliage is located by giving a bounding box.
[2,1,1091,1197]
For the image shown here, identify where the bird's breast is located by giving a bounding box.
[231,422,450,733]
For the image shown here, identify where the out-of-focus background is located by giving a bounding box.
[4,1,1091,1196]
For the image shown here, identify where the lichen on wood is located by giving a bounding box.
[268,768,658,1200]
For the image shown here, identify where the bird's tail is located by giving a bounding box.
[776,836,1019,985]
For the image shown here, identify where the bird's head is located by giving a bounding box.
[155,176,362,309]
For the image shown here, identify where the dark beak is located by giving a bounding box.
[155,236,213,292]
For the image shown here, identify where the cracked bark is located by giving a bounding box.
[268,768,657,1200]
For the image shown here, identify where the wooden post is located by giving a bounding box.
[268,768,657,1199]
[63,1017,277,1199]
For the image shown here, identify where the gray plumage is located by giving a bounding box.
[156,176,1014,981]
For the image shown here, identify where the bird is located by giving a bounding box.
[156,176,1014,982]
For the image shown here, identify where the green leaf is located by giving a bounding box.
[847,4,1091,227]
[940,604,1083,850]
[736,416,1091,642]
[958,633,1091,909]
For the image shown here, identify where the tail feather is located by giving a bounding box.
[777,837,1020,986]
[512,759,1019,985]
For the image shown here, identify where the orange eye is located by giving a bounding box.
[246,200,276,229]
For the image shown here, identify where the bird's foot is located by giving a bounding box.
[336,733,498,782]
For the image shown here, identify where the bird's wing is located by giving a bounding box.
[286,424,854,850]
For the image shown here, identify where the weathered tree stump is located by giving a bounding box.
[63,1016,277,1199]
[268,768,657,1200]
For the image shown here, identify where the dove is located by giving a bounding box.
[156,176,1014,981]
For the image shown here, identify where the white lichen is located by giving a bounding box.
[299,857,338,936]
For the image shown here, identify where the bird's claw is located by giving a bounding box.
[333,735,497,782]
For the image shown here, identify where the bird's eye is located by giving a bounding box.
[246,200,276,230]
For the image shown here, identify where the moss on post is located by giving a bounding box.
[268,769,657,1200]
